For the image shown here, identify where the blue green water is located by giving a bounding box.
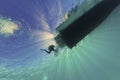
[0,0,120,80]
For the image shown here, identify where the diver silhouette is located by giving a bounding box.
[40,45,56,54]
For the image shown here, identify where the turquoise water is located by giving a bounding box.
[0,0,120,80]
[44,5,120,80]
[41,5,120,80]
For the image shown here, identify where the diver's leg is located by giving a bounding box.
[40,49,51,54]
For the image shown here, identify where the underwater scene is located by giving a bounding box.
[0,0,120,80]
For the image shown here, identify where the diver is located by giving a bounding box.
[40,45,56,54]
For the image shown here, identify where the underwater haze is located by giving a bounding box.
[0,0,120,80]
